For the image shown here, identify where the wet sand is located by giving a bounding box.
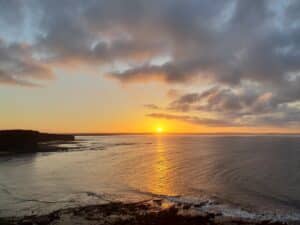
[1,199,295,225]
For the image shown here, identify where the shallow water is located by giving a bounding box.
[1,135,300,218]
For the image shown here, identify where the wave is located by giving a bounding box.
[126,189,300,223]
[2,186,300,223]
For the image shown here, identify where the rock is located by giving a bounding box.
[0,130,74,153]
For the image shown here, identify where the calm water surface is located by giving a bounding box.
[1,135,300,217]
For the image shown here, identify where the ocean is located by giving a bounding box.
[1,135,300,221]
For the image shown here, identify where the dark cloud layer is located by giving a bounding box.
[0,40,53,86]
[0,0,299,127]
[152,82,300,127]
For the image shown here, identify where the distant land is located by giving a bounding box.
[0,130,74,154]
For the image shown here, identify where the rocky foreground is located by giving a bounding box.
[0,200,296,225]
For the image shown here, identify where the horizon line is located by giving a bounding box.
[1,129,300,136]
[69,132,300,136]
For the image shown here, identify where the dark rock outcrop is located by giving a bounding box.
[1,200,291,225]
[0,130,74,153]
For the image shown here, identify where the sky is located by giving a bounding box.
[0,0,300,133]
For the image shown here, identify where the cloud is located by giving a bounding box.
[0,0,300,127]
[108,60,208,83]
[143,104,161,110]
[0,73,41,87]
[106,0,300,87]
[147,102,300,128]
[0,40,53,86]
[159,82,300,127]
[1,0,300,87]
[147,113,235,127]
[166,89,181,98]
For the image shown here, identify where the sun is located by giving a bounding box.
[156,127,164,133]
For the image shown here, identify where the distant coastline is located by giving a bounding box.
[0,130,74,154]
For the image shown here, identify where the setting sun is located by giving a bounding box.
[156,127,164,133]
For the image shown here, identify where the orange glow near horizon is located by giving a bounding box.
[3,117,300,134]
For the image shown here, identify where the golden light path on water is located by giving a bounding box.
[149,135,174,195]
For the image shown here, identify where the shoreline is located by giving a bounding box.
[1,199,298,225]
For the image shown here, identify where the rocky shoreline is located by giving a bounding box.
[0,199,296,225]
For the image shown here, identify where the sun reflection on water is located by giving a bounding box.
[148,136,175,195]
